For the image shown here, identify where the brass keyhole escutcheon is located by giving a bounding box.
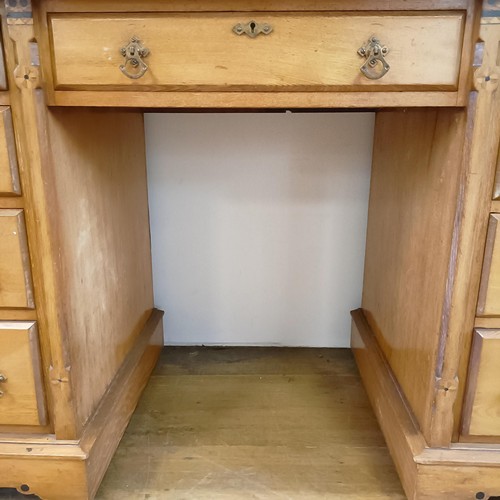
[233,20,273,38]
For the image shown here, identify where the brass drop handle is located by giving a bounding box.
[358,36,390,80]
[233,20,273,38]
[119,36,150,80]
[0,374,6,398]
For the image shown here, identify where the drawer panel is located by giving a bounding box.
[0,27,6,91]
[462,329,500,437]
[0,321,46,426]
[492,145,500,200]
[0,209,35,309]
[477,214,500,316]
[49,12,465,91]
[0,107,20,196]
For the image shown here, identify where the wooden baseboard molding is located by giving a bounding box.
[351,308,500,499]
[0,308,164,500]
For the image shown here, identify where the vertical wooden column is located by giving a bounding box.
[432,0,500,446]
[2,0,78,438]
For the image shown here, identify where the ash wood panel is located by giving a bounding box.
[0,107,20,196]
[351,309,424,499]
[493,145,500,199]
[361,108,467,443]
[44,108,154,432]
[0,458,87,499]
[50,89,462,108]
[0,209,34,309]
[49,13,464,91]
[449,14,500,443]
[352,309,500,499]
[462,329,500,437]
[0,322,46,426]
[4,22,78,438]
[0,34,6,91]
[476,214,500,316]
[83,309,163,498]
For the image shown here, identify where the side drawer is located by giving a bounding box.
[477,214,500,316]
[462,329,500,437]
[48,11,465,91]
[0,107,20,196]
[0,321,47,426]
[0,209,35,308]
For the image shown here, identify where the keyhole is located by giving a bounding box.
[250,22,256,33]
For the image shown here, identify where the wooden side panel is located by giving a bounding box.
[461,329,500,437]
[362,108,467,441]
[45,108,154,431]
[48,13,464,91]
[0,321,46,426]
[476,214,500,316]
[351,309,424,499]
[0,209,34,308]
[0,107,20,195]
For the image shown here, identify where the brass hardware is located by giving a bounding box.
[119,36,150,80]
[357,36,390,80]
[0,374,6,383]
[233,20,273,38]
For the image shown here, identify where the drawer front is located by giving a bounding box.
[0,26,6,91]
[49,12,465,91]
[0,209,35,308]
[493,145,500,200]
[477,214,500,316]
[462,329,500,437]
[0,107,20,196]
[0,321,46,426]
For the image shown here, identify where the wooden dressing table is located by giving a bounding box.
[0,0,499,498]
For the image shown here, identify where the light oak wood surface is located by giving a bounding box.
[0,107,19,196]
[96,347,406,499]
[49,12,464,91]
[0,321,46,426]
[352,309,500,499]
[43,108,154,433]
[1,0,500,497]
[0,209,34,309]
[462,329,500,436]
[361,108,466,444]
[477,214,500,316]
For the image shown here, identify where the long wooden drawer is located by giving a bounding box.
[462,329,500,437]
[0,209,35,309]
[0,107,20,196]
[48,12,465,91]
[0,321,46,426]
[477,214,500,316]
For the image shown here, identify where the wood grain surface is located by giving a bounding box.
[0,209,34,309]
[96,347,405,499]
[0,321,46,426]
[49,13,464,91]
[0,107,20,196]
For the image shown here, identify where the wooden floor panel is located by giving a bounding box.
[97,347,405,499]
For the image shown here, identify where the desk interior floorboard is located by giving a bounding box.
[96,347,406,499]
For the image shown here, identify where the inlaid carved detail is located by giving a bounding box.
[4,0,33,25]
[13,64,40,90]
